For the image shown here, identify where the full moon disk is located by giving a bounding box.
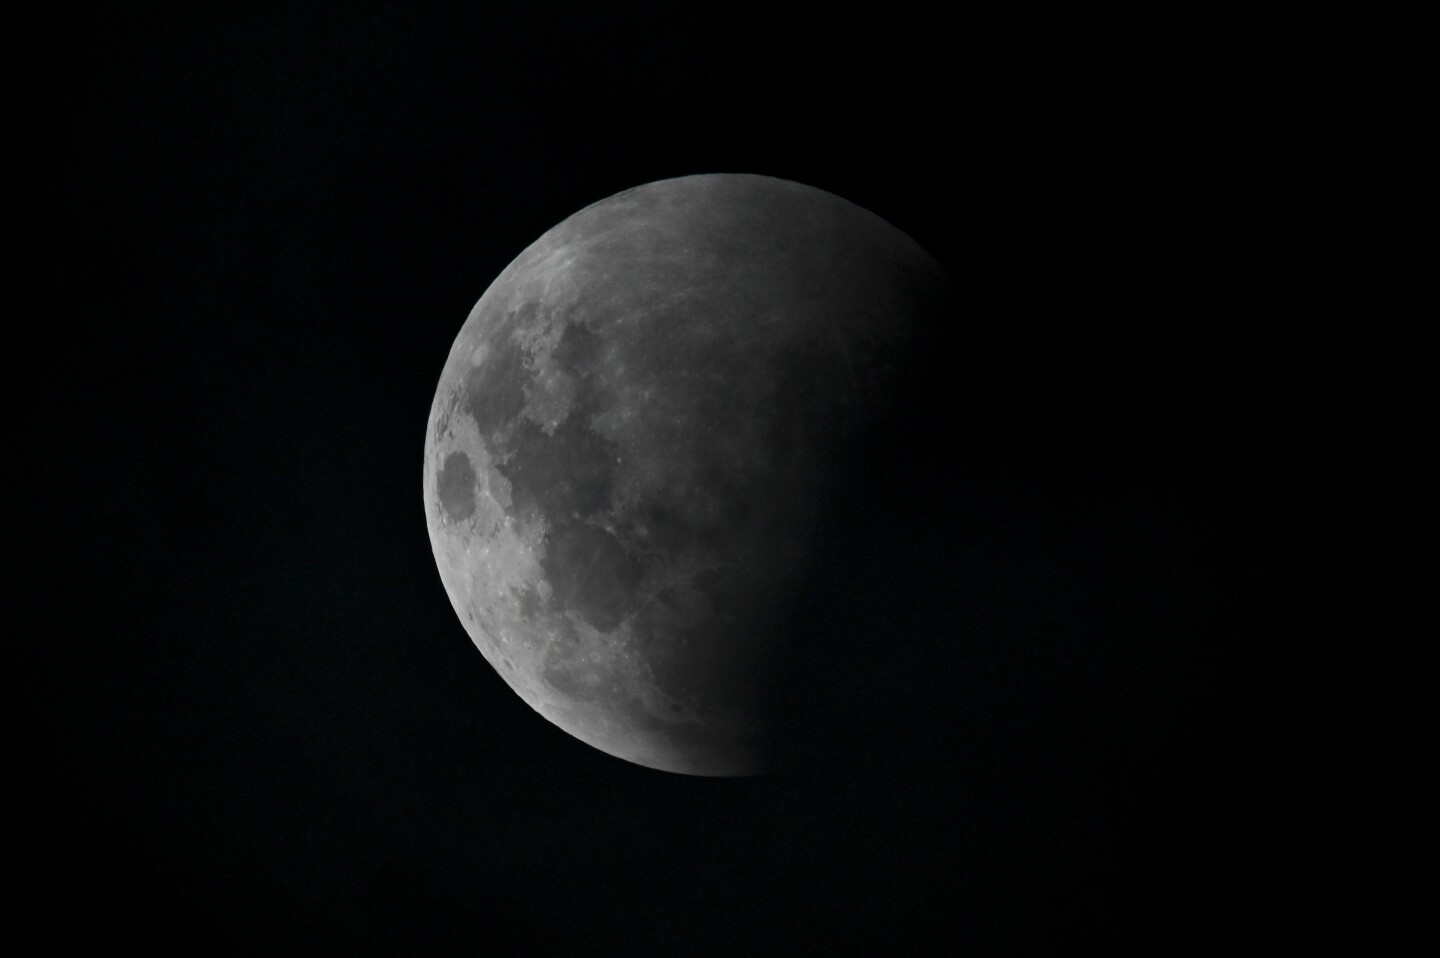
[424,174,951,775]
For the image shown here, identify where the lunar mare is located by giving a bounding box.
[424,173,951,775]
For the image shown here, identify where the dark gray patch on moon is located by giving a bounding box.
[551,319,603,378]
[436,451,477,522]
[514,585,545,620]
[542,524,641,631]
[541,656,597,700]
[464,332,529,438]
[498,417,616,524]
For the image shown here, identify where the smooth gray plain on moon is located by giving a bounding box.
[424,173,951,776]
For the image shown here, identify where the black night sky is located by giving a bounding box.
[26,4,1417,952]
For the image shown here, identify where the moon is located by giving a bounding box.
[424,173,952,775]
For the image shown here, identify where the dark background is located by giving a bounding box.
[25,3,1418,953]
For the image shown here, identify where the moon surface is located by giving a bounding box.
[424,173,951,775]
